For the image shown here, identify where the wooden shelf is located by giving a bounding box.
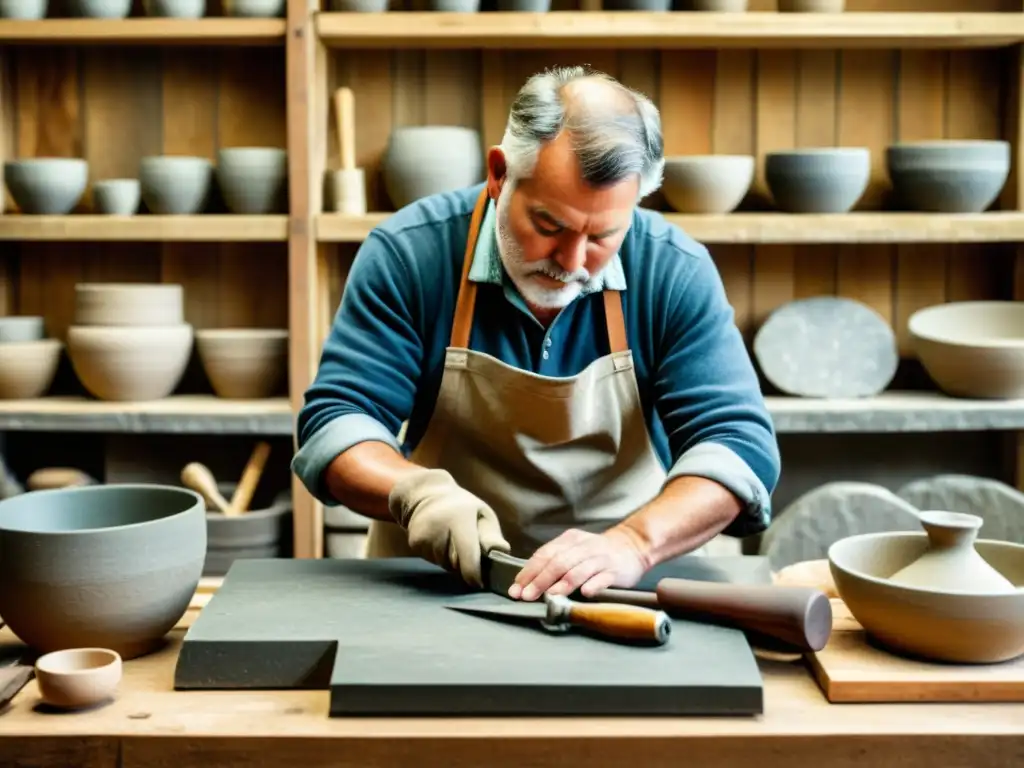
[0,396,293,434]
[0,18,286,46]
[315,12,1024,50]
[0,215,289,242]
[317,211,1024,245]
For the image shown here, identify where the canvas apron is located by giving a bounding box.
[365,188,697,560]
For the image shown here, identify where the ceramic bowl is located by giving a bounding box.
[829,530,1024,663]
[661,155,754,214]
[35,648,122,709]
[886,140,1010,213]
[67,324,194,401]
[139,156,213,215]
[0,339,62,400]
[0,315,44,343]
[195,328,288,399]
[0,0,47,18]
[383,127,484,210]
[4,158,88,215]
[68,0,132,17]
[216,147,288,215]
[908,301,1024,399]
[207,502,291,549]
[765,148,870,213]
[222,0,284,15]
[74,283,184,327]
[0,484,206,659]
[329,0,389,9]
[92,179,140,215]
[778,0,843,9]
[142,0,205,16]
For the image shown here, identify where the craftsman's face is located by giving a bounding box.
[486,133,638,310]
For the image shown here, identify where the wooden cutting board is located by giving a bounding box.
[808,599,1024,703]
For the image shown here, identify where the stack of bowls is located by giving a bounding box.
[67,283,194,402]
[0,316,62,400]
[3,158,88,215]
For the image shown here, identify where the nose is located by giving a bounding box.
[555,233,587,274]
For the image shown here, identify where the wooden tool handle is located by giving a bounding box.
[566,601,671,645]
[333,87,356,171]
[228,441,271,516]
[180,462,230,515]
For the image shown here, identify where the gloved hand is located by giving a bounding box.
[388,468,511,587]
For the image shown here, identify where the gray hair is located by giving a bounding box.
[498,65,664,200]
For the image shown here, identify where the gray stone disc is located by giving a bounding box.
[753,296,899,398]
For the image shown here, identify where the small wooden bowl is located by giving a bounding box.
[35,648,122,710]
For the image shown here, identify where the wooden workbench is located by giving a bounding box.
[0,602,1020,768]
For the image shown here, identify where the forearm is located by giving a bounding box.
[323,441,426,522]
[611,475,742,568]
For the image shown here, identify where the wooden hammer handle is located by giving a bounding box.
[228,441,271,515]
[333,87,356,171]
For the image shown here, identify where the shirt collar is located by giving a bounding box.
[467,197,627,292]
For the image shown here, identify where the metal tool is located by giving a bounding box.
[446,592,672,645]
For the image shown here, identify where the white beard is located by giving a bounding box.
[494,183,605,310]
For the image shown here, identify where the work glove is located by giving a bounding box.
[388,468,511,587]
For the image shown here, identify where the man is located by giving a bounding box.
[293,65,781,602]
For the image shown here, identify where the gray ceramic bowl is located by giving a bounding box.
[886,140,1010,213]
[142,0,205,16]
[0,0,47,18]
[139,156,213,215]
[0,316,45,343]
[4,158,89,215]
[0,484,206,659]
[383,126,484,210]
[68,0,132,16]
[765,147,870,213]
[829,530,1024,663]
[216,147,287,215]
[92,179,140,215]
[222,0,284,15]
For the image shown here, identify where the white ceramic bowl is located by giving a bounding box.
[382,127,484,210]
[216,147,287,214]
[0,339,62,399]
[222,0,284,14]
[139,156,213,215]
[68,0,132,17]
[74,283,184,327]
[196,328,288,399]
[0,316,45,344]
[142,0,205,16]
[661,155,754,214]
[4,158,89,215]
[68,324,193,401]
[35,648,122,709]
[0,0,48,18]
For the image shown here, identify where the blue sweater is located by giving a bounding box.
[294,184,781,538]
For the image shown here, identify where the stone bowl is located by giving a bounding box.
[661,155,754,214]
[142,0,205,16]
[383,126,484,210]
[74,283,184,327]
[0,484,206,659]
[215,147,287,215]
[92,179,140,215]
[0,339,62,399]
[908,301,1024,399]
[67,324,194,401]
[139,156,213,215]
[0,315,45,343]
[4,158,88,215]
[778,0,843,9]
[68,0,132,16]
[195,328,288,399]
[829,530,1024,663]
[0,0,48,18]
[222,0,284,15]
[886,140,1010,213]
[765,147,870,213]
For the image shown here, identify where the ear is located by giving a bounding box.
[486,147,507,201]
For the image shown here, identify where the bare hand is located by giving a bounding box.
[508,527,649,601]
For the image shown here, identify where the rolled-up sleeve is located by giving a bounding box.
[291,230,422,505]
[652,243,781,537]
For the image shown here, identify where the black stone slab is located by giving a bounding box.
[175,558,767,717]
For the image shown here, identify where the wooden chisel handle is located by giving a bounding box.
[548,596,671,645]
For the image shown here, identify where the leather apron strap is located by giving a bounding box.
[449,187,627,355]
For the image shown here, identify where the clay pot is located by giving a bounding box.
[828,525,1024,663]
[0,339,62,399]
[886,140,1010,213]
[215,147,288,215]
[0,316,44,343]
[139,156,213,215]
[92,179,140,215]
[35,648,122,710]
[778,0,843,10]
[222,0,284,15]
[661,155,754,214]
[0,484,207,659]
[68,0,132,16]
[4,159,88,215]
[382,127,484,210]
[67,325,194,401]
[0,0,47,18]
[74,283,184,327]
[142,0,205,16]
[765,147,870,213]
[195,328,288,399]
[908,301,1024,399]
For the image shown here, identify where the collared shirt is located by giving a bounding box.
[293,183,781,538]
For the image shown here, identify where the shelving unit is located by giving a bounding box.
[0,215,289,241]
